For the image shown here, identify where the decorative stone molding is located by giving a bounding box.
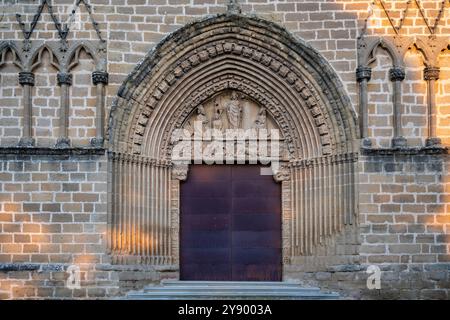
[111,15,358,162]
[0,146,105,157]
[57,72,73,86]
[92,71,109,85]
[18,72,35,86]
[389,67,406,82]
[424,66,440,81]
[110,16,360,157]
[356,66,371,82]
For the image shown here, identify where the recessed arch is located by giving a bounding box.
[0,43,23,70]
[107,14,359,269]
[66,43,99,72]
[109,14,358,158]
[30,45,60,72]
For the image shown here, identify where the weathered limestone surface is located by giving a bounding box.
[0,1,449,299]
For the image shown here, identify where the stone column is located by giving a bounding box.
[56,72,72,148]
[356,66,372,147]
[389,66,407,147]
[18,71,35,147]
[424,66,441,147]
[91,71,109,148]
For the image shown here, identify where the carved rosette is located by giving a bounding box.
[92,71,109,85]
[389,67,406,82]
[356,66,371,82]
[18,72,35,86]
[57,72,73,86]
[423,67,440,81]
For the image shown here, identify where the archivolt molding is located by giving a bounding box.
[110,14,358,161]
[107,13,359,266]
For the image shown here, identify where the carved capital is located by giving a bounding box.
[57,72,72,86]
[18,137,35,147]
[392,136,407,148]
[92,71,109,85]
[425,137,442,147]
[389,67,405,82]
[18,72,35,86]
[55,137,71,148]
[172,164,189,181]
[273,163,290,182]
[356,66,371,82]
[90,137,104,148]
[423,67,440,81]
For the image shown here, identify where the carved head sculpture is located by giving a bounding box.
[197,105,205,115]
[230,91,239,101]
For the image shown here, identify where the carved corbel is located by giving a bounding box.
[273,162,290,182]
[172,164,189,181]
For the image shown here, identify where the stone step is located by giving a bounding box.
[128,292,338,300]
[160,280,306,287]
[144,286,320,292]
[127,281,339,300]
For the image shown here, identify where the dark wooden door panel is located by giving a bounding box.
[180,165,281,281]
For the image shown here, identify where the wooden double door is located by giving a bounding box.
[180,165,282,281]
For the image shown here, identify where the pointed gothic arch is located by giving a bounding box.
[107,14,359,271]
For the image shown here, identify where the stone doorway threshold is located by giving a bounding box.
[126,280,339,300]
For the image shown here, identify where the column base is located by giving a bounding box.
[55,137,71,148]
[425,137,442,147]
[361,138,372,148]
[18,137,35,147]
[90,137,104,148]
[392,136,407,148]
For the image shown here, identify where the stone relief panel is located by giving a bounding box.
[173,90,289,164]
[183,91,280,134]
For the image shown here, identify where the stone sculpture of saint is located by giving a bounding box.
[225,92,242,129]
[253,108,267,130]
[212,109,224,131]
[194,105,208,137]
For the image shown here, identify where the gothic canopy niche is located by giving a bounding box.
[107,14,359,266]
[109,14,358,160]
